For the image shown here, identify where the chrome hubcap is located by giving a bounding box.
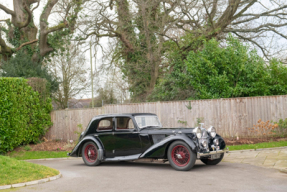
[176,154,183,159]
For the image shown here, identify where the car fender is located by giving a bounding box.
[69,136,104,160]
[215,134,226,150]
[140,134,197,158]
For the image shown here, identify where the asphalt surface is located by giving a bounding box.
[4,158,287,192]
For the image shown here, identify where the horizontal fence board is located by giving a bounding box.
[45,95,287,141]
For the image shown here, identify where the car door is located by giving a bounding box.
[114,117,142,156]
[96,117,115,158]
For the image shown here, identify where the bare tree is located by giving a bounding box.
[92,38,131,104]
[173,0,287,59]
[48,40,89,109]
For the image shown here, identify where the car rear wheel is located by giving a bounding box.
[82,141,101,166]
[200,153,224,165]
[167,141,196,171]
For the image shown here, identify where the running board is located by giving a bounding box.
[104,154,141,162]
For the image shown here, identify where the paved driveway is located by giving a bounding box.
[223,147,287,172]
[4,158,287,192]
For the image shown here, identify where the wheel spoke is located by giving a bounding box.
[84,144,98,163]
[171,145,190,167]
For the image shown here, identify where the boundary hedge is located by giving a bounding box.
[0,78,52,153]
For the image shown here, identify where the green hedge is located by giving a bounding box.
[0,78,53,153]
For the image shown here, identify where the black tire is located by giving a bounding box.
[167,141,196,171]
[200,153,224,165]
[82,141,101,166]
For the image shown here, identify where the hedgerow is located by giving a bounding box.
[0,78,52,153]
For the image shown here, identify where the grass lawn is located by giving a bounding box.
[8,151,69,160]
[228,140,287,151]
[0,155,59,186]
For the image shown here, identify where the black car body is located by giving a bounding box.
[69,113,228,171]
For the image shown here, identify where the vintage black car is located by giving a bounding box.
[69,113,229,171]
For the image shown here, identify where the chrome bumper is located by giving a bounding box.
[197,148,229,159]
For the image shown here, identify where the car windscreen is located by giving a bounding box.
[134,116,162,129]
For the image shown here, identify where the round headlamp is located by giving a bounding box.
[193,127,202,139]
[201,140,208,148]
[208,126,216,138]
[213,138,219,146]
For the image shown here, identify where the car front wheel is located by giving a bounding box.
[167,141,196,171]
[200,153,224,165]
[82,141,101,166]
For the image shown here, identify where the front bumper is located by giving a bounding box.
[197,147,229,159]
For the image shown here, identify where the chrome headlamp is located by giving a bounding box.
[208,126,216,138]
[193,127,202,139]
[213,138,219,146]
[201,140,208,148]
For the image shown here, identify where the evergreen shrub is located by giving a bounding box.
[0,78,52,153]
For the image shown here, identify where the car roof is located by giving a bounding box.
[91,113,157,121]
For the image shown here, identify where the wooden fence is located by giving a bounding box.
[45,95,287,141]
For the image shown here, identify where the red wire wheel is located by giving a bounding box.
[171,145,190,167]
[84,144,98,163]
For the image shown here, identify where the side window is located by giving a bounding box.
[128,119,135,129]
[116,117,135,130]
[97,118,113,131]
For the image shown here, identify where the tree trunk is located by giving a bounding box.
[11,0,38,50]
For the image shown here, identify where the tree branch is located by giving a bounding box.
[242,5,287,17]
[27,0,40,4]
[232,5,287,25]
[15,39,38,51]
[0,19,9,23]
[232,31,270,59]
[69,0,83,32]
[64,3,72,20]
[34,0,85,61]
[109,0,114,10]
[80,31,117,40]
[40,0,59,33]
[18,2,33,29]
[266,27,287,39]
[159,33,180,49]
[232,0,257,21]
[34,0,59,61]
[215,0,241,29]
[0,4,15,16]
[203,0,215,29]
[225,22,287,33]
[0,30,13,60]
[47,22,68,34]
[31,1,40,12]
[210,0,218,19]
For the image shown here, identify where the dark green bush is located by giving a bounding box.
[0,78,53,153]
[149,35,287,101]
[0,51,59,93]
